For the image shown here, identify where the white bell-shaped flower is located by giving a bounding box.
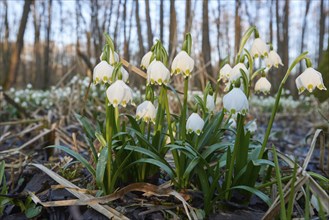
[106,80,133,107]
[295,67,327,94]
[250,38,269,58]
[218,64,232,82]
[171,51,194,77]
[228,118,236,129]
[141,51,153,69]
[255,77,271,94]
[223,88,249,115]
[186,113,205,135]
[147,60,170,86]
[206,94,215,112]
[136,100,156,123]
[93,61,114,84]
[246,120,257,134]
[265,50,283,68]
[229,63,249,83]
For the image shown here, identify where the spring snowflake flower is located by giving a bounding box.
[120,67,129,82]
[255,77,271,94]
[93,61,114,84]
[147,61,170,86]
[136,100,156,123]
[229,63,249,84]
[223,88,249,115]
[250,38,269,58]
[141,51,153,69]
[265,50,283,68]
[246,120,257,134]
[228,118,237,129]
[295,67,327,94]
[206,94,215,112]
[186,113,205,135]
[171,51,194,77]
[106,80,133,107]
[218,64,232,82]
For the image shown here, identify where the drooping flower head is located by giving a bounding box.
[229,63,249,84]
[223,88,249,115]
[206,94,215,113]
[136,100,156,123]
[295,67,327,94]
[106,80,133,107]
[147,61,170,86]
[141,51,153,70]
[93,61,114,84]
[255,77,271,94]
[250,38,269,58]
[265,50,283,68]
[218,64,232,82]
[186,113,205,135]
[171,51,194,77]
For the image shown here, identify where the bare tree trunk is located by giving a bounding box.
[202,0,212,77]
[113,0,122,47]
[43,0,52,89]
[216,1,221,61]
[145,0,153,49]
[160,0,164,42]
[299,0,311,73]
[32,2,43,88]
[123,0,129,60]
[168,0,177,62]
[125,3,134,61]
[234,0,241,58]
[184,0,192,35]
[269,0,273,43]
[1,0,10,86]
[318,0,325,64]
[4,0,33,89]
[135,0,145,58]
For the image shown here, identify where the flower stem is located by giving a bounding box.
[258,52,308,159]
[181,78,189,139]
[105,98,114,193]
[235,26,256,64]
[225,114,244,200]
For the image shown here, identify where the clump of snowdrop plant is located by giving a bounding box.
[45,27,328,219]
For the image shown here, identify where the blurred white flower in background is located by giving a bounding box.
[206,94,215,112]
[228,118,236,129]
[246,120,257,134]
[186,113,205,135]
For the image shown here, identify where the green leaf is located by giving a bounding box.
[130,158,175,178]
[0,161,5,186]
[74,113,95,138]
[96,147,108,190]
[25,204,42,218]
[183,157,200,180]
[95,132,106,148]
[123,145,162,161]
[48,145,96,176]
[202,143,230,159]
[231,185,272,206]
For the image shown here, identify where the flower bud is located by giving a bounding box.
[206,94,215,112]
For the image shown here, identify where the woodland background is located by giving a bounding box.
[0,0,328,96]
